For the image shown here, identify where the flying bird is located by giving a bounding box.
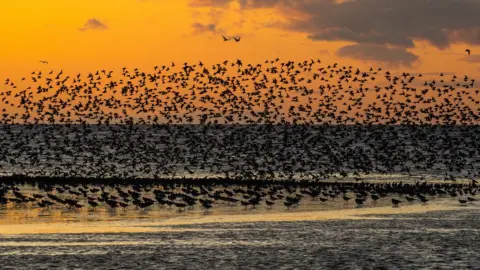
[233,36,241,42]
[222,35,230,41]
[466,49,471,55]
[39,61,48,64]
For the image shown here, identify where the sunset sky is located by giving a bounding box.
[1,0,479,80]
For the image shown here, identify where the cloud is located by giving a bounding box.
[188,0,286,9]
[189,0,480,65]
[307,27,415,48]
[191,22,221,35]
[283,0,480,49]
[189,0,233,7]
[463,54,480,63]
[336,44,419,66]
[79,18,108,31]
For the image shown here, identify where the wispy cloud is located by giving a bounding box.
[79,18,108,32]
[336,44,419,67]
[463,55,480,63]
[191,22,222,35]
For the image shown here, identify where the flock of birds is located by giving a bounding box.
[0,53,477,217]
[0,57,477,182]
[0,180,478,213]
[222,35,241,42]
[2,57,477,127]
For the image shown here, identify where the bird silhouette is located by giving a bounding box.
[0,56,476,220]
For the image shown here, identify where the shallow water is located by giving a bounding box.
[1,210,479,269]
[0,184,465,229]
[1,201,479,269]
[0,199,463,234]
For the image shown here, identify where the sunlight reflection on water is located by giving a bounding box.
[0,208,479,269]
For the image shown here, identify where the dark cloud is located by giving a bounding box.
[188,0,480,47]
[336,44,419,66]
[189,0,480,65]
[79,18,108,31]
[283,0,480,49]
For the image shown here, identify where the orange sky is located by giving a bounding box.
[0,0,479,82]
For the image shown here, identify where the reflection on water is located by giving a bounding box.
[0,239,278,248]
[0,208,479,269]
[1,185,479,269]
[0,195,466,234]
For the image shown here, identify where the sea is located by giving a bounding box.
[0,124,479,269]
[0,204,479,269]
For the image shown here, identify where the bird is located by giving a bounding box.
[39,60,48,64]
[222,35,230,41]
[233,36,241,42]
[355,198,364,208]
[265,200,275,208]
[466,49,471,55]
[392,198,402,207]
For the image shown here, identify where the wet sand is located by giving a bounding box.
[0,198,469,235]
[0,205,479,270]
